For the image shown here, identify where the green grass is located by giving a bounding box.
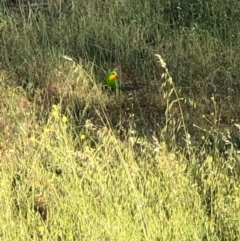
[1,0,240,240]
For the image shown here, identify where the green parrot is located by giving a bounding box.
[105,70,143,91]
[105,71,120,90]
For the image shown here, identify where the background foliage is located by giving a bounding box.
[1,0,240,240]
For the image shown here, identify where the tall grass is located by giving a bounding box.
[1,0,240,240]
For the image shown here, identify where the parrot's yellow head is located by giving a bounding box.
[108,71,118,82]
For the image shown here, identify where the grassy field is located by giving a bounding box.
[1,0,240,240]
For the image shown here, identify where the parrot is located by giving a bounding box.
[105,70,120,90]
[105,70,143,91]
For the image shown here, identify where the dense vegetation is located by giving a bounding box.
[1,0,240,240]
